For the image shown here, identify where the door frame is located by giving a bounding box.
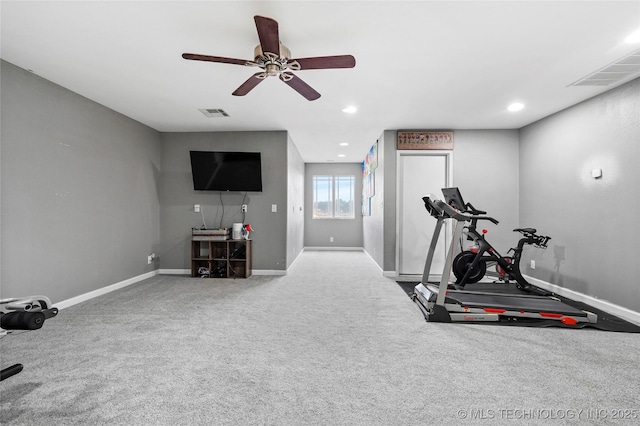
[395,150,453,280]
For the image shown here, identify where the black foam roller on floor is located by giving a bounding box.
[0,363,24,381]
[1,311,45,330]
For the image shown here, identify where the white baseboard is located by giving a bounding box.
[56,270,159,310]
[56,268,287,309]
[252,270,287,276]
[525,275,640,326]
[159,268,285,276]
[393,273,444,281]
[361,250,384,274]
[159,269,190,275]
[304,247,364,251]
[286,251,304,272]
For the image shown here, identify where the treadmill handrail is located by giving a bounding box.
[423,196,499,225]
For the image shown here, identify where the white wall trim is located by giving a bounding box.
[383,271,397,278]
[304,246,364,252]
[362,249,384,274]
[395,150,453,277]
[287,250,304,271]
[159,269,190,275]
[252,270,287,276]
[396,274,421,281]
[55,270,159,310]
[525,275,640,326]
[159,268,286,276]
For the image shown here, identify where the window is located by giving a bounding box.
[312,175,333,218]
[312,175,355,219]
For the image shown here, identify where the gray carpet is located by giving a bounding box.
[1,250,639,425]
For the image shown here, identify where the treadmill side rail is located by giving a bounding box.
[449,312,500,322]
[414,283,598,324]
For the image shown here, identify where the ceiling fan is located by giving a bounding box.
[182,15,356,101]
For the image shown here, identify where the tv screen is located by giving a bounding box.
[189,151,263,192]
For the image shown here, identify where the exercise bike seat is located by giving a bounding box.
[513,227,537,234]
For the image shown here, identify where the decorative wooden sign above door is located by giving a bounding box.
[397,131,454,150]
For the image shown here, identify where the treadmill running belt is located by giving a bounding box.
[445,291,587,316]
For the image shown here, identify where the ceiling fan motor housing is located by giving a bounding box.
[254,43,291,60]
[254,44,292,75]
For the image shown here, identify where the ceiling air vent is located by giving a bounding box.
[198,108,230,118]
[569,48,640,86]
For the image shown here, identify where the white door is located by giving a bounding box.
[398,152,450,277]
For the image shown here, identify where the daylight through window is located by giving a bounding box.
[312,175,355,219]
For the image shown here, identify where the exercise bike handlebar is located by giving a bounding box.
[464,202,487,215]
[423,196,499,225]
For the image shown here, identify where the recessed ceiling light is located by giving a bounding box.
[507,102,525,112]
[338,154,346,158]
[342,106,357,114]
[625,28,640,44]
[339,142,349,146]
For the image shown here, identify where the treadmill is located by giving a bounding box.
[413,189,597,325]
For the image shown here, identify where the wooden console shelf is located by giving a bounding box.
[191,239,251,279]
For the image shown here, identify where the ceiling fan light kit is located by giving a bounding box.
[182,15,356,101]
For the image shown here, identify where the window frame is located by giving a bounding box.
[312,175,355,219]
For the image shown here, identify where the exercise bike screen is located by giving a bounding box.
[441,187,466,211]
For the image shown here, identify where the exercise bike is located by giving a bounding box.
[1,295,58,381]
[441,187,551,296]
[413,191,597,325]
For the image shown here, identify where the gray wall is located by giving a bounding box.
[363,129,520,274]
[1,60,162,303]
[304,163,363,248]
[159,131,290,272]
[452,130,520,252]
[363,137,387,269]
[286,135,305,267]
[367,131,398,274]
[519,77,640,312]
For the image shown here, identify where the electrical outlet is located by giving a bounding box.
[530,260,536,270]
[242,204,247,213]
[147,253,155,264]
[272,204,277,213]
[330,236,334,243]
[194,204,200,212]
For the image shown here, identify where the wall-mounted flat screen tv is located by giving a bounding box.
[190,151,263,192]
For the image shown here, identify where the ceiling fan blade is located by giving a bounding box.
[232,72,266,96]
[289,55,356,70]
[182,53,252,66]
[254,15,280,56]
[279,73,321,101]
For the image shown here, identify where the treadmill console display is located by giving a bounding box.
[441,187,466,211]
